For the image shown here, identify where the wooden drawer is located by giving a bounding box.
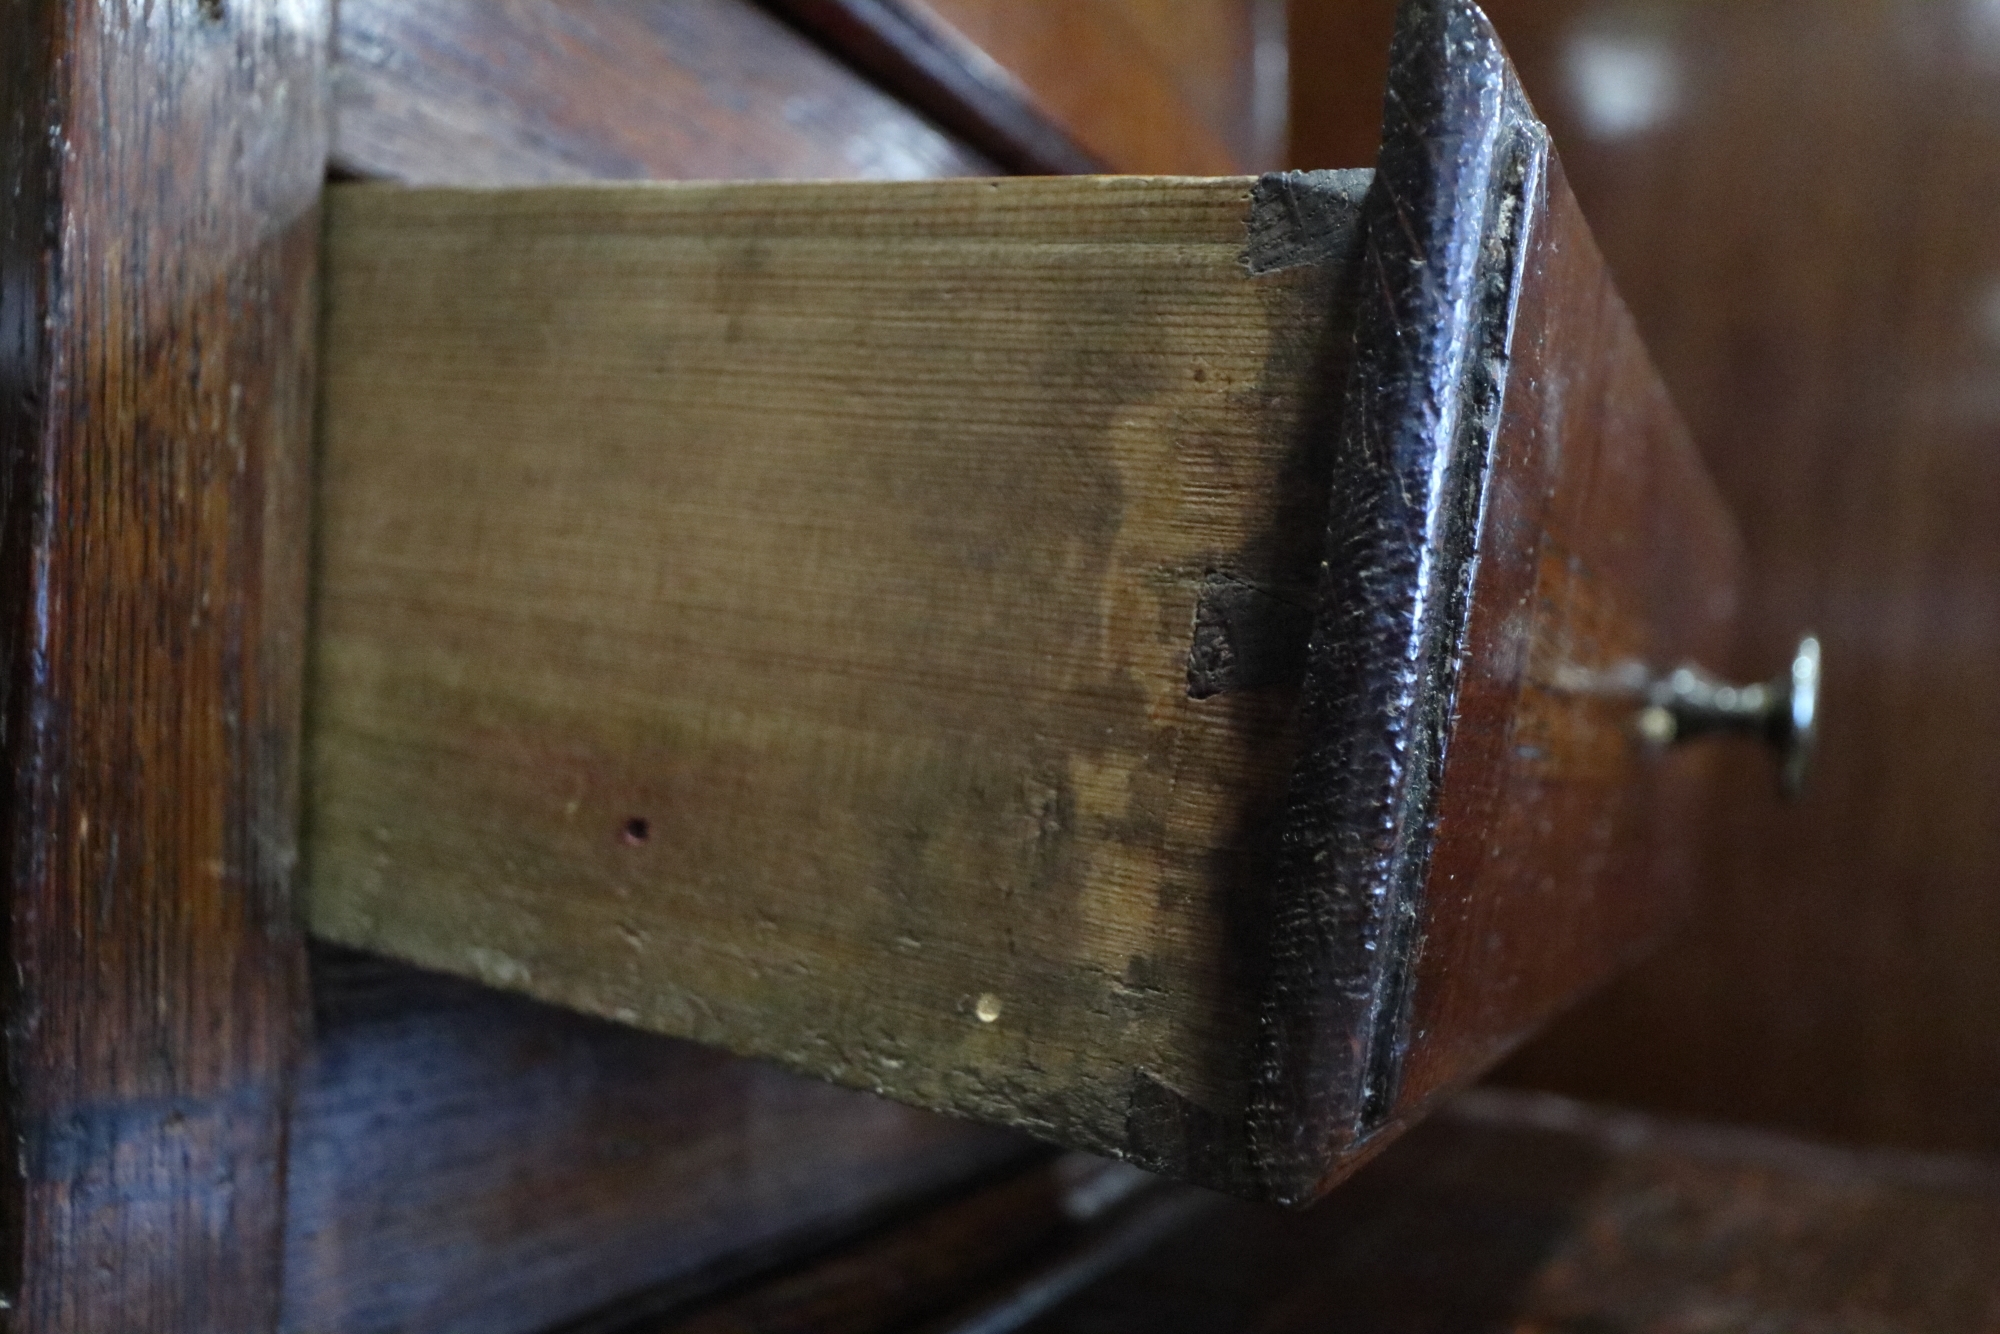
[304,0,1761,1203]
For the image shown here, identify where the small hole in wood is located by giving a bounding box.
[621,817,651,845]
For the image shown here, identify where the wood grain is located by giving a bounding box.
[308,170,1371,1190]
[280,946,1030,1334]
[0,0,326,1328]
[332,0,995,186]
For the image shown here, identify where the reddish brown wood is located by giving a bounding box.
[1484,0,2000,1162]
[756,0,1102,174]
[1287,0,1398,171]
[281,948,1030,1334]
[775,0,1277,175]
[915,0,1282,172]
[332,0,995,185]
[1384,147,1738,1128]
[1295,0,2000,1161]
[0,0,327,1328]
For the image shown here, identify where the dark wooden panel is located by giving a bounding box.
[1249,0,1737,1201]
[0,0,326,1328]
[771,0,1283,174]
[281,947,1029,1334]
[332,0,995,185]
[1295,0,2000,1159]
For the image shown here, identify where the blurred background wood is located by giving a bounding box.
[1294,0,2000,1160]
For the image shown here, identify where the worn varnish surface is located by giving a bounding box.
[1390,146,1736,1114]
[332,0,995,185]
[280,946,1028,1334]
[0,0,326,1328]
[309,171,1370,1189]
[1249,0,1736,1200]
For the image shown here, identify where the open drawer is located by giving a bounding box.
[303,0,1796,1203]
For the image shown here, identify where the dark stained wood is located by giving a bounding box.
[332,0,995,186]
[1002,1089,2000,1334]
[0,0,327,1328]
[281,946,1031,1334]
[1249,0,1737,1201]
[1295,0,2000,1160]
[769,0,1284,174]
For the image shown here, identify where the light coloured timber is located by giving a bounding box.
[308,173,1368,1170]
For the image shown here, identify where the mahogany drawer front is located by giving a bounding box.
[304,0,1741,1203]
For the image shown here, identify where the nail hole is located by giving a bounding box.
[621,817,650,845]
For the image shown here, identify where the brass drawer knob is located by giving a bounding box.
[1638,635,1821,796]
